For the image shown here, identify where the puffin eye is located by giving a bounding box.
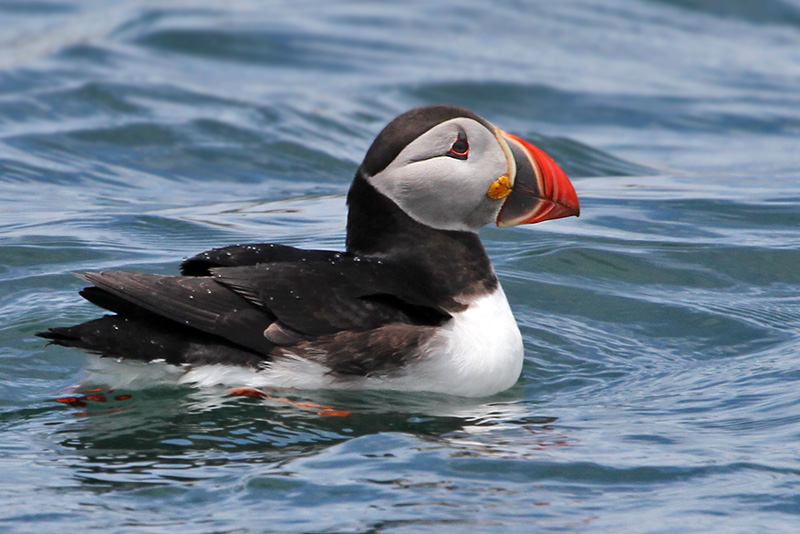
[447,134,469,160]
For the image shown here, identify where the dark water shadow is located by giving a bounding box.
[23,383,555,492]
[650,0,800,28]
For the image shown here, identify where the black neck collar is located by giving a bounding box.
[345,173,498,299]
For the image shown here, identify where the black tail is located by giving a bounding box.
[38,312,267,368]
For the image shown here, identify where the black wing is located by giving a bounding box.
[78,271,276,354]
[180,243,340,276]
[211,256,453,337]
[70,255,451,357]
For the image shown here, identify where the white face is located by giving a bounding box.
[366,118,512,232]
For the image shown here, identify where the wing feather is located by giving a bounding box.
[180,243,339,276]
[78,271,275,354]
[77,255,452,355]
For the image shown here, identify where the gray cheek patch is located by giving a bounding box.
[367,121,508,232]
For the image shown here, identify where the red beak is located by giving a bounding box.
[496,132,580,227]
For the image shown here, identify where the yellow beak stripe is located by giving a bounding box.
[487,175,512,200]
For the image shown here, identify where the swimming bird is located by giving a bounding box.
[38,106,579,397]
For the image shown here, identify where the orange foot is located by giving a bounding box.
[55,387,133,417]
[225,387,351,417]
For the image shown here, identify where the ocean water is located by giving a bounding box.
[2,1,800,532]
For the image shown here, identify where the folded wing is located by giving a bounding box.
[65,245,453,363]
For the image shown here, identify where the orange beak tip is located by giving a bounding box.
[497,132,580,227]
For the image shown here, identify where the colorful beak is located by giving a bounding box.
[496,132,580,227]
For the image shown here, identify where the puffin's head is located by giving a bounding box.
[357,106,579,232]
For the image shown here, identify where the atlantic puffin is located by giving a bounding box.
[38,106,579,397]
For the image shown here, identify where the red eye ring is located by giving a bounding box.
[447,134,469,160]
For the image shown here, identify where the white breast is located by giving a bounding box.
[406,285,524,397]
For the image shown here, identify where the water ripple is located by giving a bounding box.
[3,0,800,532]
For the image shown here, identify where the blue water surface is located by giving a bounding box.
[2,1,800,532]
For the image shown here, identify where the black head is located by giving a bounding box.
[348,105,580,236]
[358,106,493,178]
